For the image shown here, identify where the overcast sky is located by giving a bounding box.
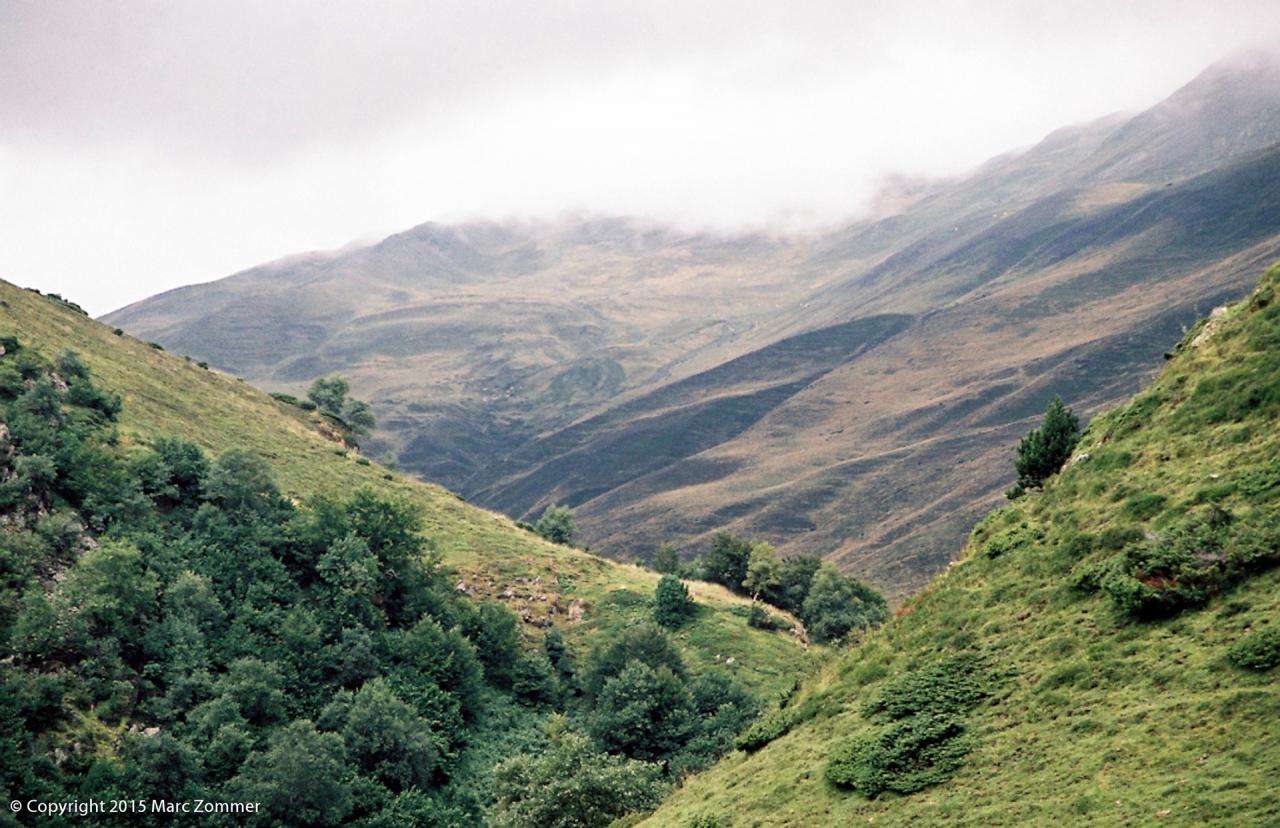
[3,1,1280,315]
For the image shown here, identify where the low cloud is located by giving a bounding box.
[2,0,1279,314]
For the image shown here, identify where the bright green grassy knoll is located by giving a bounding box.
[643,264,1280,827]
[0,279,816,696]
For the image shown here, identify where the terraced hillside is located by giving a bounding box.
[104,52,1280,598]
[642,264,1280,826]
[0,280,816,698]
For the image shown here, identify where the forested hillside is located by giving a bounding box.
[0,282,820,826]
[643,263,1280,826]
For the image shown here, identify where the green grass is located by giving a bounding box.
[641,264,1280,826]
[0,280,815,699]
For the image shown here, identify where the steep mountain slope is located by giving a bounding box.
[641,264,1280,826]
[103,218,811,489]
[0,280,815,698]
[566,141,1280,598]
[103,52,1280,598]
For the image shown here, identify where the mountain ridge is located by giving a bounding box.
[102,52,1280,598]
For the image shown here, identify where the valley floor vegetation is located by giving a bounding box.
[648,532,888,645]
[0,337,879,827]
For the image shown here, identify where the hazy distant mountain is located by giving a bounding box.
[105,52,1280,598]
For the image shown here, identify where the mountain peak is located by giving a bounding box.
[1077,48,1280,183]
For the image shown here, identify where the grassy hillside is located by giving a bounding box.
[0,279,815,698]
[642,263,1280,826]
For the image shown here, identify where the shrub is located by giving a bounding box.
[826,713,972,797]
[736,710,790,752]
[980,524,1042,559]
[800,565,888,643]
[828,654,990,798]
[1098,526,1145,551]
[1013,396,1080,490]
[1121,492,1167,521]
[1069,561,1107,594]
[653,575,694,629]
[1101,539,1215,619]
[1098,513,1280,620]
[734,699,817,752]
[512,651,559,705]
[1060,532,1097,560]
[687,816,724,828]
[860,653,989,721]
[307,375,376,442]
[491,731,665,828]
[747,604,782,630]
[534,504,576,546]
[652,544,681,574]
[1236,460,1280,503]
[1228,627,1280,671]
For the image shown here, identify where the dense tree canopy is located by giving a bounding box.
[0,342,774,826]
[0,344,531,826]
[491,729,665,828]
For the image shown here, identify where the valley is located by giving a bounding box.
[105,52,1280,598]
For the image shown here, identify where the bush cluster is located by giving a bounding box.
[826,654,990,798]
[696,531,886,643]
[307,375,376,444]
[1096,511,1280,619]
[534,504,576,546]
[746,603,783,630]
[493,625,760,826]
[733,697,817,752]
[1227,627,1280,671]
